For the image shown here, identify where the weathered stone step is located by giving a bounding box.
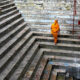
[48,60,80,68]
[9,42,39,80]
[0,27,30,59]
[33,32,79,39]
[0,37,37,80]
[24,10,80,16]
[0,17,24,38]
[50,70,57,80]
[41,62,52,80]
[31,27,80,34]
[26,20,78,25]
[32,57,48,80]
[24,13,79,19]
[22,12,80,17]
[0,0,11,6]
[26,15,79,22]
[0,9,19,21]
[0,13,21,29]
[0,21,27,48]
[35,36,80,45]
[31,24,80,28]
[0,32,32,73]
[0,2,15,10]
[48,56,80,64]
[26,22,79,27]
[21,49,43,80]
[48,58,80,66]
[43,48,80,58]
[39,42,80,51]
[1,5,16,15]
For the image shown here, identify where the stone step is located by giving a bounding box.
[22,12,80,17]
[0,31,32,71]
[0,0,9,2]
[21,49,43,80]
[41,62,52,80]
[0,0,11,6]
[31,27,80,34]
[1,5,16,15]
[0,13,21,29]
[0,9,19,21]
[33,55,80,80]
[0,32,32,73]
[0,21,27,48]
[33,31,79,39]
[30,26,79,31]
[24,14,79,20]
[0,36,37,80]
[48,60,80,68]
[35,36,80,45]
[32,57,48,80]
[23,10,80,16]
[43,48,80,58]
[26,16,79,21]
[26,22,79,27]
[31,24,80,29]
[26,20,78,25]
[47,56,80,64]
[39,42,80,51]
[0,2,15,10]
[0,17,24,38]
[0,27,30,59]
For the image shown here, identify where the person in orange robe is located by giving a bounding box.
[51,20,60,45]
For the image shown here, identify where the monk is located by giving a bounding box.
[51,20,60,45]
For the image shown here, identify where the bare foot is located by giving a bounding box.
[54,43,57,45]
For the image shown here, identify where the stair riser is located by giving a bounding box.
[0,32,32,74]
[30,54,44,80]
[1,3,15,10]
[0,14,21,29]
[31,28,80,34]
[40,45,80,51]
[0,22,27,48]
[44,52,80,58]
[33,33,79,39]
[2,6,17,15]
[36,38,80,45]
[0,19,24,38]
[17,45,39,80]
[0,10,19,21]
[49,59,80,64]
[7,42,39,80]
[0,29,30,59]
[0,1,11,6]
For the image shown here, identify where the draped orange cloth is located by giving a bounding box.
[51,20,60,44]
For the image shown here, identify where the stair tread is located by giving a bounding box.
[21,49,43,80]
[0,32,32,69]
[0,9,18,20]
[0,27,29,56]
[35,36,80,42]
[2,5,16,13]
[0,13,21,26]
[0,35,36,80]
[0,17,23,33]
[42,48,80,54]
[0,2,14,8]
[9,42,39,80]
[33,57,48,80]
[0,21,26,44]
[39,42,80,47]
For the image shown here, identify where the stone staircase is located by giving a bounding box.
[0,0,80,80]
